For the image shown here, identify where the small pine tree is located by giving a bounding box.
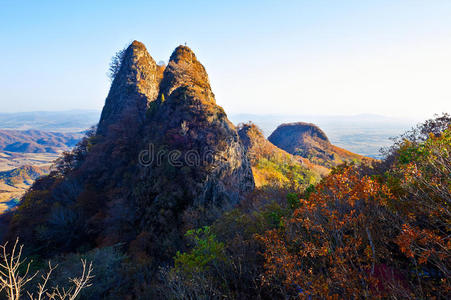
[108,48,126,81]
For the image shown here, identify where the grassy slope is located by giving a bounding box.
[239,123,326,189]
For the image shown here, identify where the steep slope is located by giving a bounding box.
[269,122,372,168]
[145,45,254,205]
[97,40,159,136]
[133,46,254,251]
[7,42,254,263]
[238,122,325,188]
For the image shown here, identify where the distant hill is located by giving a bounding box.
[0,110,99,132]
[268,122,373,168]
[238,122,327,188]
[0,165,49,213]
[0,165,48,186]
[230,114,417,158]
[0,129,82,154]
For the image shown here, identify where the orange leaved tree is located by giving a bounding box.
[257,167,407,298]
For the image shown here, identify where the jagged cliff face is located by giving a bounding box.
[135,46,254,238]
[97,41,159,136]
[269,122,370,168]
[7,41,254,258]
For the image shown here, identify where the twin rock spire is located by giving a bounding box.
[97,41,214,136]
[96,40,254,207]
[7,40,255,256]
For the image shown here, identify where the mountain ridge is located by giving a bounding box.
[0,129,82,153]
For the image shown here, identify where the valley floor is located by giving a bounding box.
[0,151,57,171]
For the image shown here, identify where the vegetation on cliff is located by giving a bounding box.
[163,114,450,299]
[238,122,323,189]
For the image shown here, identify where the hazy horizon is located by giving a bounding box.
[1,1,450,118]
[0,109,422,158]
[0,109,424,122]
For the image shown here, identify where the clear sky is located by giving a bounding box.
[1,0,450,119]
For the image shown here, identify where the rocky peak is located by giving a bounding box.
[238,122,266,151]
[139,44,254,224]
[97,40,159,135]
[168,45,196,63]
[159,45,213,101]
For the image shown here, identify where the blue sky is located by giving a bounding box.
[1,0,450,118]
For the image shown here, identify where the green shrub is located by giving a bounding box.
[174,226,226,275]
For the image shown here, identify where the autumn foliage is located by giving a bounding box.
[258,167,399,298]
[3,114,448,299]
[257,118,450,299]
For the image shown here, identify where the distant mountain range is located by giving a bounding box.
[0,113,91,171]
[0,129,82,153]
[0,110,417,158]
[0,110,99,132]
[0,129,76,206]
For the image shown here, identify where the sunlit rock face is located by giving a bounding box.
[97,40,159,136]
[7,41,255,260]
[135,45,255,235]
